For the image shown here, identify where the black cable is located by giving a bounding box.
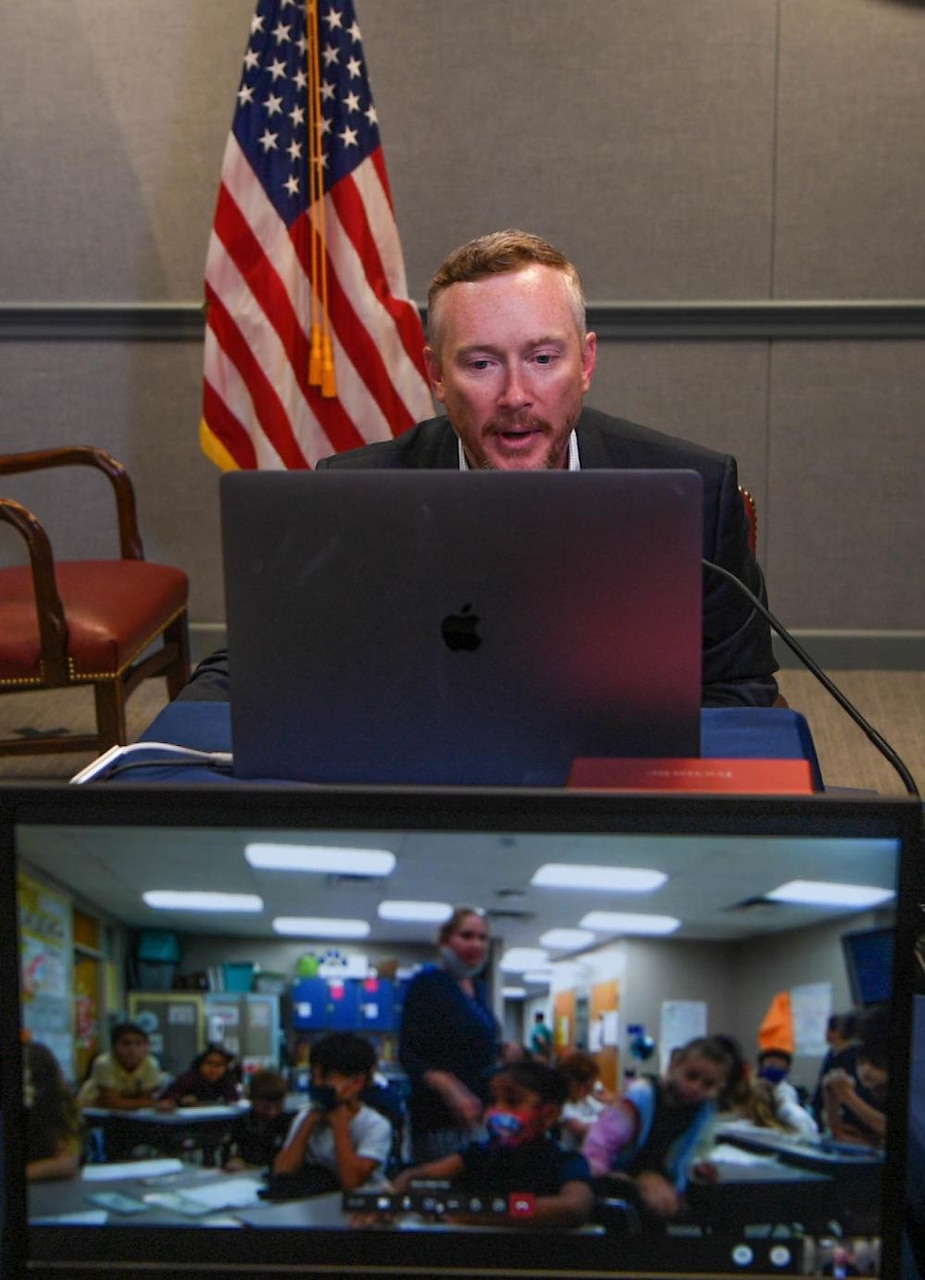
[703,558,920,799]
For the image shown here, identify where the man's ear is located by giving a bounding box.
[423,346,446,404]
[580,331,597,394]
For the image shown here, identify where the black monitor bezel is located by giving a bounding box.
[1,782,921,1280]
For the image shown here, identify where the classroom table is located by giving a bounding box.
[686,1147,836,1232]
[713,1123,883,1234]
[82,1103,247,1167]
[29,1160,264,1226]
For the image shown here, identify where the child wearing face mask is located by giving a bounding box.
[390,1061,593,1228]
[583,1035,732,1221]
[754,1048,818,1139]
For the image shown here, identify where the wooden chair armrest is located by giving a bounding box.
[0,446,145,560]
[0,497,70,682]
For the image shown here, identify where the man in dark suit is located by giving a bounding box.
[182,229,778,706]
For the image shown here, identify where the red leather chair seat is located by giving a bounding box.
[0,560,189,684]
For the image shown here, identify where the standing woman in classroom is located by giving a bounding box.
[399,906,503,1163]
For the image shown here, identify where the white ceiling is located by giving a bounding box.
[17,822,900,962]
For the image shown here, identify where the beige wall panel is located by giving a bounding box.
[766,341,925,629]
[0,342,224,622]
[774,0,925,297]
[1,0,254,301]
[362,0,778,300]
[589,342,771,520]
[2,0,778,303]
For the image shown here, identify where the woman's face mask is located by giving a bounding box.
[439,944,485,981]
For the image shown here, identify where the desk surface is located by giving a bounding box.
[30,1164,263,1226]
[715,1123,884,1170]
[83,1104,245,1126]
[103,702,824,787]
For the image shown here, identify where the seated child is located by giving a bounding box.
[223,1070,291,1171]
[754,1049,818,1138]
[76,1022,165,1111]
[159,1043,241,1108]
[24,1041,83,1181]
[583,1035,731,1221]
[823,1005,889,1146]
[392,1060,594,1228]
[557,1050,605,1151]
[272,1032,392,1193]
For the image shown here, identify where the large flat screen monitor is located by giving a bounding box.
[1,784,921,1279]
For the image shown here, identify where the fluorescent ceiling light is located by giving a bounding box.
[272,917,371,938]
[580,911,680,936]
[766,881,895,909]
[500,947,550,973]
[245,844,396,876]
[539,928,596,950]
[502,987,527,999]
[377,901,452,923]
[142,890,262,912]
[531,863,666,892]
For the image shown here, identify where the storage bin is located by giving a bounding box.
[136,930,181,962]
[222,962,255,992]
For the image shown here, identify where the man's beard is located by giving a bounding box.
[476,411,572,470]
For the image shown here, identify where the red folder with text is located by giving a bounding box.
[566,757,816,793]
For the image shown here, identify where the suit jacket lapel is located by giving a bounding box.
[574,409,618,469]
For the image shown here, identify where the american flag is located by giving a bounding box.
[200,0,432,470]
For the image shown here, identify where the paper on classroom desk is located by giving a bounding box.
[172,1104,243,1118]
[708,1142,774,1165]
[83,1158,185,1181]
[31,1210,109,1225]
[177,1177,265,1209]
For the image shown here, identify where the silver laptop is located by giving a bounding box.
[220,469,703,786]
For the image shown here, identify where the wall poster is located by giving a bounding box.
[18,869,74,1080]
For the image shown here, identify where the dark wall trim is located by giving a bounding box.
[0,303,207,341]
[2,300,925,342]
[773,631,925,672]
[585,301,925,341]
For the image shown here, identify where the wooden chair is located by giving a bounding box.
[740,486,757,556]
[0,446,190,756]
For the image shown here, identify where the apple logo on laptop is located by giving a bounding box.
[440,603,482,652]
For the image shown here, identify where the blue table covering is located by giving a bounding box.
[101,701,823,788]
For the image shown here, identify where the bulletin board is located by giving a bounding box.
[590,979,620,1092]
[553,989,577,1055]
[18,870,74,1080]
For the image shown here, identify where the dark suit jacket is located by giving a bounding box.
[180,408,778,706]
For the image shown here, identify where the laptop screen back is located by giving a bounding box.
[220,469,703,785]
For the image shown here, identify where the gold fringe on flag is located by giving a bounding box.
[307,0,337,397]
